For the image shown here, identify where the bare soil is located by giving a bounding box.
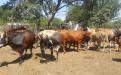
[0,46,121,75]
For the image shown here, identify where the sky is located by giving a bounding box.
[0,0,121,21]
[0,0,8,5]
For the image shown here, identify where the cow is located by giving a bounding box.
[0,32,6,47]
[117,37,121,52]
[58,28,91,53]
[4,24,26,36]
[90,28,120,52]
[113,28,121,52]
[57,29,70,53]
[0,30,35,64]
[38,30,62,60]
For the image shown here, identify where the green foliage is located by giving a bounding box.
[0,0,121,28]
[113,18,121,28]
[90,0,121,25]
[41,0,68,28]
[40,17,64,27]
[0,0,66,28]
[52,17,64,26]
[40,18,48,26]
[66,0,121,28]
[11,0,43,22]
[66,5,84,22]
[0,0,43,27]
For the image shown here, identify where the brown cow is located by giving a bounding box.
[57,29,70,53]
[58,29,91,53]
[0,25,35,64]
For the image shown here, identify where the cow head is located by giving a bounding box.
[0,33,7,48]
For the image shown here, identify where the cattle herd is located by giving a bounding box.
[0,24,121,65]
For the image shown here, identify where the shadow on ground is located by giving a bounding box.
[112,58,121,62]
[35,53,56,64]
[0,54,32,67]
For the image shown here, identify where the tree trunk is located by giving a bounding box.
[47,13,56,29]
[83,0,94,28]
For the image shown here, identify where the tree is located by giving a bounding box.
[40,0,68,28]
[40,17,64,28]
[9,0,43,29]
[66,5,84,22]
[65,0,121,27]
[0,0,18,22]
[90,0,121,28]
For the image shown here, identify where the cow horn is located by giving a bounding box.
[49,40,53,44]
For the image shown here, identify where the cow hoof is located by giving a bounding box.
[32,54,37,59]
[19,63,22,65]
[19,60,24,65]
[76,50,79,52]
[0,61,8,67]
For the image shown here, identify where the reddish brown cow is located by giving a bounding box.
[58,29,91,53]
[57,29,70,53]
[68,30,91,51]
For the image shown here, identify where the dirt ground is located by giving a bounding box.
[0,46,121,75]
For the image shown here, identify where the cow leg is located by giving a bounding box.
[41,48,45,57]
[113,42,115,48]
[109,41,112,52]
[77,43,80,52]
[30,47,32,55]
[118,45,121,52]
[97,42,101,51]
[73,43,76,50]
[19,51,24,65]
[54,46,60,61]
[17,47,25,65]
[61,43,66,54]
[73,43,75,50]
[19,53,23,65]
[88,40,91,49]
[40,43,45,57]
[56,51,59,61]
[68,43,71,49]
[93,42,96,50]
[50,47,53,59]
[64,42,66,53]
[34,39,40,48]
[118,46,120,52]
[102,41,105,52]
[24,49,27,55]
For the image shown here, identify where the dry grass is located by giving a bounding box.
[0,46,121,75]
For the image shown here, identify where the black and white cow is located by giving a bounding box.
[38,30,62,60]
